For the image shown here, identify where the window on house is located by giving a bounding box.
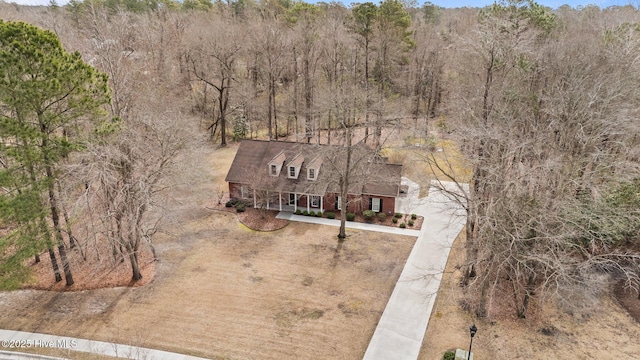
[311,195,320,208]
[241,186,252,199]
[335,196,342,210]
[289,193,296,205]
[289,166,296,178]
[371,197,381,212]
[270,164,277,175]
[308,168,315,180]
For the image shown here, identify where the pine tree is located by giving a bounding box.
[0,20,110,287]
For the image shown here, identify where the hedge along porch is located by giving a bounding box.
[225,140,402,215]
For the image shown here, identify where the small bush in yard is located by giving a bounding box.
[346,212,355,221]
[363,210,375,222]
[408,220,414,227]
[399,222,406,228]
[392,218,398,224]
[295,209,302,215]
[394,212,402,218]
[377,212,387,222]
[443,351,455,360]
[315,212,322,217]
[225,199,238,208]
[325,212,335,219]
[235,204,245,212]
[309,211,315,217]
[303,210,309,216]
[411,213,417,220]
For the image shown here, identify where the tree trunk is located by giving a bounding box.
[41,123,74,286]
[517,273,537,319]
[272,80,279,140]
[304,57,313,142]
[338,185,348,240]
[463,214,477,285]
[268,76,274,140]
[46,173,74,286]
[48,247,62,282]
[129,250,143,281]
[375,86,383,148]
[219,78,228,146]
[482,50,495,124]
[476,274,490,318]
[57,182,80,251]
[292,46,299,138]
[364,37,370,143]
[327,109,332,145]
[338,126,353,240]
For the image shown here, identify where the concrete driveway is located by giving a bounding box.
[363,177,467,360]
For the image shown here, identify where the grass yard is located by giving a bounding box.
[0,142,416,359]
[0,211,415,359]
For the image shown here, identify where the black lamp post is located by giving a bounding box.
[467,324,477,360]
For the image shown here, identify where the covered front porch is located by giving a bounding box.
[253,190,325,214]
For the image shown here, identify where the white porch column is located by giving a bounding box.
[266,191,270,210]
[306,195,310,213]
[294,194,297,212]
[320,196,323,213]
[279,192,282,211]
[253,189,256,208]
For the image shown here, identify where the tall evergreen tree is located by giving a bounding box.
[0,20,110,287]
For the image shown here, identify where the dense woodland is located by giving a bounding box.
[1,0,640,321]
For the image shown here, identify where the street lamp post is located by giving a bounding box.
[467,324,477,360]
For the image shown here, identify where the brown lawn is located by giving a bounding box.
[0,142,416,359]
[0,211,415,359]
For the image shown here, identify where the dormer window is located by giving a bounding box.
[269,151,286,176]
[287,153,304,179]
[307,156,322,182]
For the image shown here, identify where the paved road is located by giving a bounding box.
[0,329,209,360]
[0,350,65,359]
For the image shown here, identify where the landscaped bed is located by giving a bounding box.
[210,195,424,232]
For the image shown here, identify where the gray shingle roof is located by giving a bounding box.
[225,140,401,197]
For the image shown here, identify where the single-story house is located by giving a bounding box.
[225,139,402,215]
